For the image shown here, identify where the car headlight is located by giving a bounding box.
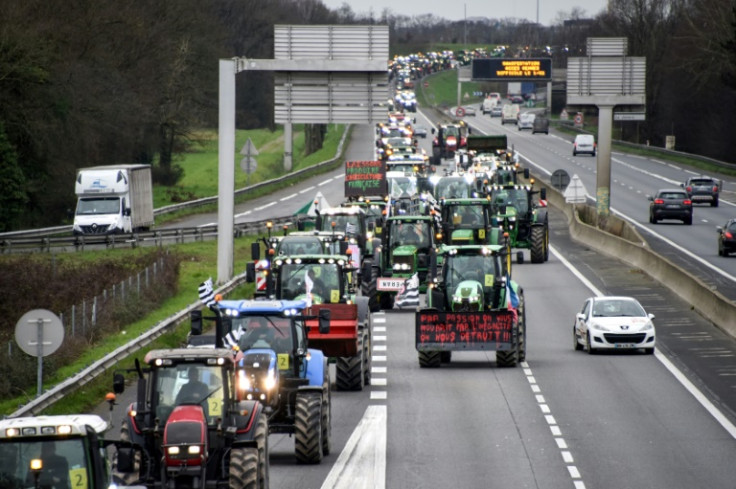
[588,322,610,332]
[640,322,654,331]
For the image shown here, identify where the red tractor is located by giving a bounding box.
[431,122,470,164]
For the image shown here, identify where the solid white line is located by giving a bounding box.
[555,242,736,439]
[655,350,736,438]
[320,405,386,489]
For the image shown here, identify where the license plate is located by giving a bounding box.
[666,204,680,208]
[614,343,636,349]
[377,278,405,291]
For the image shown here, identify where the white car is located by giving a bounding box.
[573,296,655,354]
[518,113,535,131]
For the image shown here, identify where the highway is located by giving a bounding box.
[144,114,736,488]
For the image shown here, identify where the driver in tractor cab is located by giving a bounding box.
[175,366,209,405]
[398,222,424,246]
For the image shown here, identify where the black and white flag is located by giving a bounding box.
[223,326,245,348]
[198,278,216,309]
[395,273,420,309]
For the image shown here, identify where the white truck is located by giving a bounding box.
[73,164,154,235]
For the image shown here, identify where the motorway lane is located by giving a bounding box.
[460,111,736,302]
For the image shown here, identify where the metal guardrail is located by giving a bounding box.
[10,273,247,417]
[0,125,351,240]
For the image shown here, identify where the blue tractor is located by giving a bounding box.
[195,299,334,465]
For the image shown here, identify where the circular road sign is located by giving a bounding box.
[551,169,571,191]
[15,309,64,357]
[455,107,466,117]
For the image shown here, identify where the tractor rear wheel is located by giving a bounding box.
[336,334,365,391]
[517,292,527,362]
[321,370,332,456]
[418,351,442,368]
[530,226,546,264]
[229,447,259,489]
[254,414,269,489]
[295,391,323,464]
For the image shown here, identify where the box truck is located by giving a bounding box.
[72,164,154,235]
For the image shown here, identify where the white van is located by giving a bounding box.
[501,104,520,125]
[573,134,596,156]
[481,97,497,114]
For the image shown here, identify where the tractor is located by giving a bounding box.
[247,243,372,391]
[438,197,502,246]
[189,299,333,466]
[0,414,124,489]
[488,182,549,264]
[417,244,526,368]
[431,122,470,163]
[373,214,441,310]
[111,347,271,488]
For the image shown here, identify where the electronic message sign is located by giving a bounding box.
[472,58,552,81]
[344,160,387,197]
[415,311,516,351]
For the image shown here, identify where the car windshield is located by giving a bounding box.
[0,437,92,489]
[592,299,646,317]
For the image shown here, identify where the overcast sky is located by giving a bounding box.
[320,0,608,26]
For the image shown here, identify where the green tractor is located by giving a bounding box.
[438,197,502,246]
[373,214,441,310]
[489,182,549,264]
[417,244,526,368]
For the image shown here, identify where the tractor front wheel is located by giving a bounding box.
[530,226,546,264]
[229,447,259,489]
[418,351,442,368]
[295,392,323,464]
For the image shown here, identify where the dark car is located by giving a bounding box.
[682,177,719,207]
[717,219,736,256]
[648,189,692,225]
[532,116,549,134]
[413,125,428,138]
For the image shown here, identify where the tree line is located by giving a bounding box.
[0,0,733,231]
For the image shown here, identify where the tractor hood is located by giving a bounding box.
[451,280,484,312]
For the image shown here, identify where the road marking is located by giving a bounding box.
[280,193,297,201]
[320,405,386,489]
[551,244,736,440]
[254,202,275,211]
[299,186,316,193]
[318,178,334,186]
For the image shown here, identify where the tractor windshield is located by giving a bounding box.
[443,253,501,294]
[320,214,361,236]
[443,203,487,228]
[0,438,92,489]
[432,177,472,199]
[491,188,529,215]
[154,363,225,425]
[279,263,341,304]
[236,315,294,354]
[389,220,430,249]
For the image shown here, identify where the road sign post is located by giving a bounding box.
[15,309,64,397]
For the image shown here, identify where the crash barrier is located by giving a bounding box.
[0,125,351,239]
[536,176,736,338]
[10,272,247,418]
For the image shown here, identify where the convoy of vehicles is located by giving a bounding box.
[73,164,154,236]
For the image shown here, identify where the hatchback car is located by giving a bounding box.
[717,219,736,256]
[682,176,719,207]
[573,134,596,156]
[413,125,428,138]
[573,296,655,354]
[648,189,693,225]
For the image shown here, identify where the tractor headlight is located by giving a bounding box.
[265,371,277,390]
[237,371,252,392]
[167,446,180,455]
[188,445,201,455]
